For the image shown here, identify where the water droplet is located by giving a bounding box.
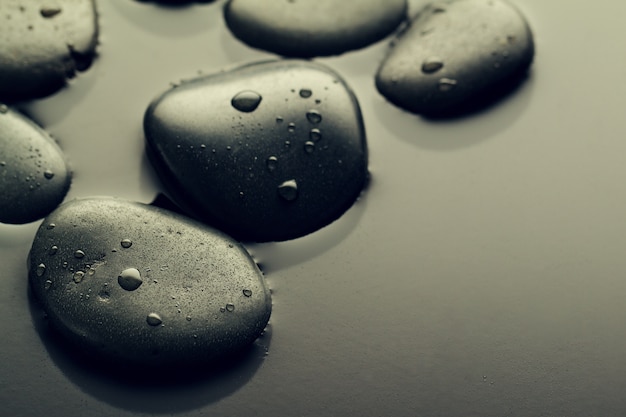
[74,250,85,259]
[62,261,68,269]
[306,110,322,124]
[47,223,55,230]
[44,280,53,290]
[243,289,252,297]
[40,7,62,18]
[36,263,46,277]
[118,268,143,291]
[231,90,262,113]
[299,88,312,98]
[220,307,226,313]
[146,313,163,326]
[186,315,192,321]
[120,239,132,248]
[73,271,85,283]
[432,4,447,13]
[304,141,315,154]
[48,245,58,255]
[278,179,298,201]
[288,122,296,133]
[422,57,444,74]
[226,303,235,312]
[276,116,284,123]
[0,104,7,114]
[43,170,54,179]
[266,156,278,172]
[0,161,5,167]
[309,129,322,142]
[438,78,458,91]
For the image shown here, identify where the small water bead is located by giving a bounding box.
[304,141,315,154]
[48,245,58,255]
[73,271,85,283]
[226,303,235,312]
[40,7,62,18]
[276,116,284,123]
[120,239,132,248]
[36,263,46,277]
[309,129,322,142]
[266,156,278,172]
[146,313,163,326]
[231,90,262,113]
[299,88,312,98]
[306,110,322,124]
[422,57,444,74]
[74,250,85,259]
[243,289,253,297]
[118,268,143,291]
[47,223,55,230]
[278,179,299,201]
[186,315,192,321]
[43,170,54,179]
[288,122,296,133]
[438,78,458,91]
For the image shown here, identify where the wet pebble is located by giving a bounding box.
[144,60,368,242]
[28,197,272,368]
[0,0,99,100]
[0,106,71,224]
[224,0,408,57]
[376,0,534,116]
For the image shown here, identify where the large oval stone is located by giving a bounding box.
[28,197,272,369]
[376,0,534,116]
[144,60,368,242]
[0,0,99,100]
[0,105,71,224]
[224,0,408,57]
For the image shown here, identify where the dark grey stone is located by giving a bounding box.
[0,105,71,224]
[224,0,408,57]
[144,60,368,242]
[376,0,534,117]
[28,197,272,369]
[0,0,99,101]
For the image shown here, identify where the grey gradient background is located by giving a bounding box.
[2,0,625,416]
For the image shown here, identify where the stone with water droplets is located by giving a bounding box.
[376,0,534,116]
[144,60,368,242]
[224,0,408,57]
[0,106,71,224]
[28,197,272,369]
[0,0,98,100]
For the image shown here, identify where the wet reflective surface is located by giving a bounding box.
[3,0,626,416]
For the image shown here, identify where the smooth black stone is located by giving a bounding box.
[28,197,272,369]
[376,0,534,117]
[223,0,408,57]
[0,0,99,101]
[144,60,368,242]
[0,106,71,224]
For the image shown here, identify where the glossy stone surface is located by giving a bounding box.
[0,106,71,224]
[376,0,534,117]
[28,197,272,368]
[0,0,99,100]
[223,0,408,57]
[144,60,368,242]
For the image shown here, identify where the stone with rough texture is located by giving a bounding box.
[28,197,272,369]
[376,0,534,117]
[144,60,368,242]
[0,105,71,224]
[0,0,99,101]
[224,0,408,57]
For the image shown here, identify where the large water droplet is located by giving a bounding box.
[278,179,299,201]
[306,110,322,124]
[120,239,132,248]
[48,245,58,255]
[231,90,262,113]
[73,271,85,283]
[36,263,46,277]
[44,280,53,290]
[438,78,458,91]
[43,170,54,179]
[422,57,444,74]
[226,303,235,312]
[118,268,143,291]
[40,7,62,18]
[304,141,315,154]
[74,250,85,259]
[146,313,163,326]
[266,156,278,172]
[309,128,322,142]
[299,88,312,98]
[243,289,253,297]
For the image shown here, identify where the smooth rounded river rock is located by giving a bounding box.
[376,0,534,117]
[144,60,368,242]
[224,0,408,57]
[0,106,71,224]
[28,198,272,369]
[0,0,99,100]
